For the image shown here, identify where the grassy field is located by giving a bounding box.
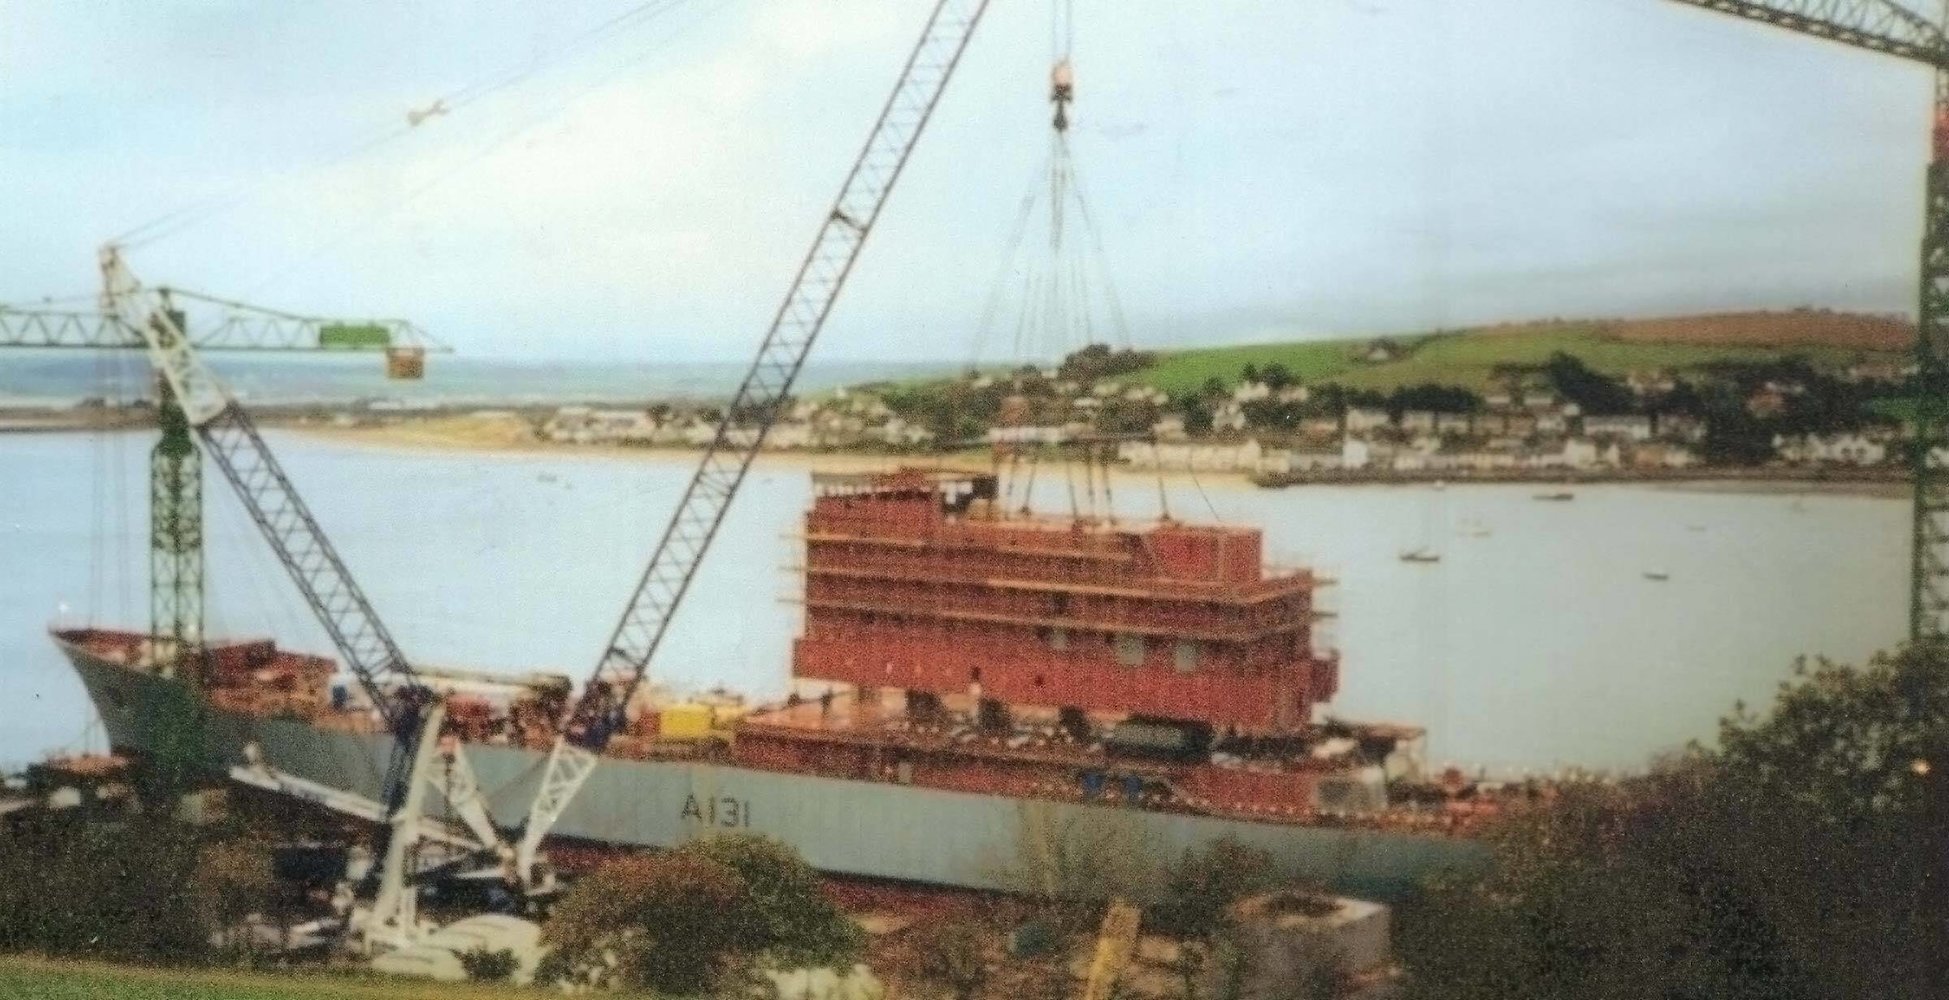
[0,955,542,1000]
[1126,317,1908,396]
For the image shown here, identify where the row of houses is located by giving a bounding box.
[1117,435,1705,476]
[539,404,936,450]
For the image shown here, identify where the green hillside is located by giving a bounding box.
[1127,321,1904,396]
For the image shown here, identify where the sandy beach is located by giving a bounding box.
[282,414,1911,498]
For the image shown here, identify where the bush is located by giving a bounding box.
[0,812,211,964]
[543,852,762,994]
[1397,643,1949,999]
[674,834,865,968]
[1148,837,1276,940]
[909,919,991,1000]
[458,946,520,983]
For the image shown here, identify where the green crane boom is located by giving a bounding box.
[1666,0,1949,638]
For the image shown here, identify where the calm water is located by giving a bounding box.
[0,431,1908,773]
[0,355,950,407]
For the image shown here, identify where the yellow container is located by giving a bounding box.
[659,702,715,740]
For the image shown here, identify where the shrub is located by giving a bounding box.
[543,852,761,994]
[674,834,865,968]
[909,919,991,1000]
[1148,837,1276,940]
[458,946,520,983]
[0,812,211,964]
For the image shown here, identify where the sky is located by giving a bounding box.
[0,0,1938,362]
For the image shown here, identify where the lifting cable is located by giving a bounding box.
[113,0,707,254]
[237,0,735,300]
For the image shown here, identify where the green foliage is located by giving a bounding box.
[0,812,212,964]
[542,852,762,994]
[1385,382,1481,417]
[1148,837,1276,941]
[1006,804,1159,926]
[908,920,991,1000]
[674,834,865,968]
[196,840,280,963]
[1179,398,1214,436]
[1541,352,1634,415]
[1058,343,1157,384]
[457,947,519,984]
[1397,642,1949,1000]
[136,682,210,806]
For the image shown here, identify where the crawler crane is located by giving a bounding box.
[512,0,993,885]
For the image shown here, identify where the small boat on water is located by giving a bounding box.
[1400,547,1442,564]
[1533,491,1575,502]
[1643,570,1670,582]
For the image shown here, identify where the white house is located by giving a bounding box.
[1345,407,1391,433]
[1582,415,1654,441]
[1775,433,1888,467]
[1151,415,1189,441]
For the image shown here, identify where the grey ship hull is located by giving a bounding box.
[62,638,1484,900]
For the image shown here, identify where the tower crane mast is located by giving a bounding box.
[1,286,446,667]
[1666,0,1949,638]
[514,0,992,885]
[96,246,425,729]
[95,245,519,940]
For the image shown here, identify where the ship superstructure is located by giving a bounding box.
[792,469,1337,732]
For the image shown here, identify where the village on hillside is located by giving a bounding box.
[523,336,1919,481]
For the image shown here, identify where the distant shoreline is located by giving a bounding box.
[4,408,1911,498]
[1250,466,1909,498]
[277,418,1923,498]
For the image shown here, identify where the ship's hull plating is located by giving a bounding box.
[62,639,1483,900]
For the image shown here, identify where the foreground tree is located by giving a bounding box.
[0,812,210,963]
[676,834,865,968]
[542,853,762,993]
[1398,642,1949,999]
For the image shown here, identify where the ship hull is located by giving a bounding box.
[61,638,1483,900]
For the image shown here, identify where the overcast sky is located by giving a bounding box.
[0,0,1936,362]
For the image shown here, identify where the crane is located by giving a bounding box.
[91,245,511,944]
[1663,0,1949,637]
[511,0,993,888]
[1,288,447,670]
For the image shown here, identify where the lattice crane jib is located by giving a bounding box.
[1667,0,1949,637]
[513,0,993,884]
[96,246,425,728]
[5,266,446,668]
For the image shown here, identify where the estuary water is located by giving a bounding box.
[0,431,1908,774]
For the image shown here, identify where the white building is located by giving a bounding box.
[1344,407,1391,433]
[1582,415,1654,441]
[1775,432,1888,467]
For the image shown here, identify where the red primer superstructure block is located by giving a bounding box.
[792,469,1338,733]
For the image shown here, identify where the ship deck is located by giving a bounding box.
[53,627,1529,838]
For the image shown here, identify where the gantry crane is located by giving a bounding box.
[509,0,993,887]
[1664,0,1949,637]
[0,286,446,670]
